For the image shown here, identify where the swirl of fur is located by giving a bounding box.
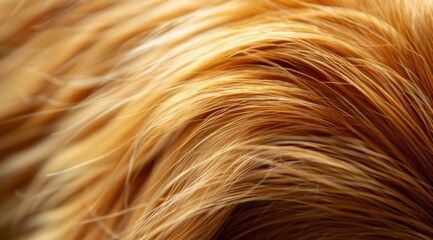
[0,0,432,239]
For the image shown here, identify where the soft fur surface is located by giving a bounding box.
[0,0,433,239]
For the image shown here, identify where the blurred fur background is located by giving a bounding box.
[0,0,432,239]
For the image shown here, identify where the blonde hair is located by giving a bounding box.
[1,0,433,239]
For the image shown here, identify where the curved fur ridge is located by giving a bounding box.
[0,0,432,239]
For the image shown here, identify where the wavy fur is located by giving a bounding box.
[0,0,432,239]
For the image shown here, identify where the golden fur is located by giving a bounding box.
[0,0,432,239]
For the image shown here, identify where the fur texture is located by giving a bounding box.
[0,0,433,239]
